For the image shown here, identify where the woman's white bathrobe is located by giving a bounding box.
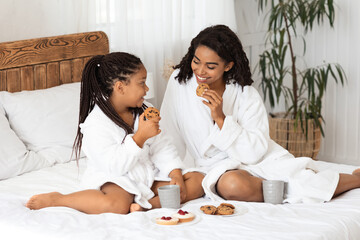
[160,69,339,203]
[80,104,184,209]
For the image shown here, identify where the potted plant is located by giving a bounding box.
[257,0,346,158]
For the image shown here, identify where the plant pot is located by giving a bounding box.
[268,113,321,159]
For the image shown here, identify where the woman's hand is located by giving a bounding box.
[133,112,161,148]
[201,89,225,129]
[169,169,187,202]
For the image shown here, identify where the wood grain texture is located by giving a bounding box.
[71,58,83,83]
[20,66,34,90]
[34,64,46,90]
[0,31,109,91]
[60,61,72,84]
[6,69,21,92]
[0,31,109,70]
[0,71,6,91]
[46,62,60,88]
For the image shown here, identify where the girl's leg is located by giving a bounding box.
[216,169,264,202]
[26,182,134,214]
[332,169,360,198]
[144,172,205,210]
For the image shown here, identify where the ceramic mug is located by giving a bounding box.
[262,180,285,204]
[157,185,180,208]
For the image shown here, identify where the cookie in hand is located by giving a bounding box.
[196,83,210,96]
[144,107,160,120]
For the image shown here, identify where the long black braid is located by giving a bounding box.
[72,52,146,161]
[174,25,253,87]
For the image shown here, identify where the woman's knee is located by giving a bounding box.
[217,170,260,201]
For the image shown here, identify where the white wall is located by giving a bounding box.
[235,0,360,166]
[0,0,91,43]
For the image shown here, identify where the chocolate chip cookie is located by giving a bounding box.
[196,83,210,96]
[200,205,217,215]
[144,107,160,120]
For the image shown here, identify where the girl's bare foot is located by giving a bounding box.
[352,168,360,177]
[130,203,144,213]
[26,192,63,210]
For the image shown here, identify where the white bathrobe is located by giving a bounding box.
[160,69,339,203]
[80,103,184,209]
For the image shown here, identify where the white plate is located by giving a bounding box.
[197,203,248,217]
[150,212,201,227]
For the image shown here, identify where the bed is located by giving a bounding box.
[1,32,360,240]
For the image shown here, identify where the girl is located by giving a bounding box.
[160,25,360,203]
[26,52,204,214]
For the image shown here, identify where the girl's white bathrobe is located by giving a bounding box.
[160,69,339,203]
[80,104,184,209]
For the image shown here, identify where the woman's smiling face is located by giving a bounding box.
[191,45,233,88]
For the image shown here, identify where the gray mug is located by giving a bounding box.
[157,185,180,209]
[262,180,285,204]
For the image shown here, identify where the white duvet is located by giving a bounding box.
[0,159,360,240]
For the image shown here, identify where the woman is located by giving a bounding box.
[160,24,360,203]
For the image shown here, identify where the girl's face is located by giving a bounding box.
[191,45,233,88]
[122,65,149,108]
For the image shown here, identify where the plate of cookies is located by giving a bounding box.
[151,209,201,226]
[198,202,248,217]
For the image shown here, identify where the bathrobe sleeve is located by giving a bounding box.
[81,118,145,176]
[209,87,270,165]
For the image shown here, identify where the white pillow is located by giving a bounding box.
[0,82,81,180]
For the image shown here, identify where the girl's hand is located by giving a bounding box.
[201,89,225,129]
[169,169,187,202]
[133,112,161,147]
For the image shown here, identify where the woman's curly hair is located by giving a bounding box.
[174,25,253,87]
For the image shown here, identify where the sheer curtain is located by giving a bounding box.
[1,0,236,107]
[86,0,237,107]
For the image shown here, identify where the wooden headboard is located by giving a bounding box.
[0,31,109,92]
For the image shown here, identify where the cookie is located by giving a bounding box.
[196,83,210,96]
[219,203,235,209]
[144,107,160,120]
[216,205,234,215]
[200,205,217,215]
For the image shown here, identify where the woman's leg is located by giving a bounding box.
[26,182,134,214]
[182,172,205,202]
[216,169,264,202]
[332,169,360,198]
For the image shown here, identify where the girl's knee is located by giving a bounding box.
[102,197,130,214]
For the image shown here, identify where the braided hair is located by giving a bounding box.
[72,52,145,161]
[174,25,253,87]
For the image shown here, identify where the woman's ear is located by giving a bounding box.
[225,61,234,72]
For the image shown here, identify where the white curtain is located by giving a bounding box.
[86,0,237,107]
[1,0,237,107]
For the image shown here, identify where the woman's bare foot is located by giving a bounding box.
[26,192,63,210]
[130,203,144,213]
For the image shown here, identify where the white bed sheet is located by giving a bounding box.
[1,159,360,240]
